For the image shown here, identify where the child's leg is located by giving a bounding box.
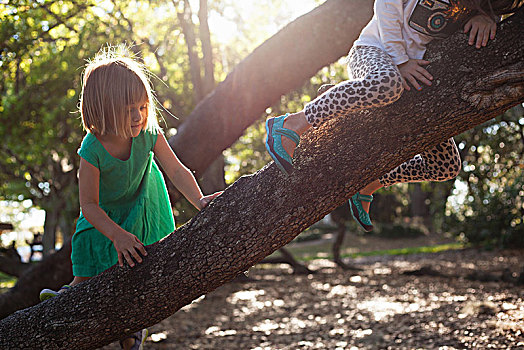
[273,45,404,161]
[379,138,462,187]
[350,138,461,230]
[304,45,404,127]
[70,276,90,286]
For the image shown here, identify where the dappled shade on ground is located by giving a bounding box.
[101,249,523,349]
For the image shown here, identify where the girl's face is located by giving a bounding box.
[128,100,148,138]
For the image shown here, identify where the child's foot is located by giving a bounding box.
[280,117,300,159]
[265,114,300,175]
[39,285,71,301]
[265,111,310,175]
[349,193,374,232]
[120,329,147,350]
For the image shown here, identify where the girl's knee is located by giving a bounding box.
[364,71,404,108]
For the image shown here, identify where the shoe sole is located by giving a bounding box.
[39,292,58,301]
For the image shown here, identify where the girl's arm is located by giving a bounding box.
[153,132,220,210]
[78,158,147,267]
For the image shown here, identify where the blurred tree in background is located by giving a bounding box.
[0,0,217,252]
[444,106,524,248]
[1,1,105,254]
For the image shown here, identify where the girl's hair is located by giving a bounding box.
[458,0,524,17]
[79,46,159,138]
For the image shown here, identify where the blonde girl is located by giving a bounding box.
[40,47,220,349]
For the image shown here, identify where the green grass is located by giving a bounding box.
[288,242,465,262]
[342,242,465,259]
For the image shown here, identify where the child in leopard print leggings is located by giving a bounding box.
[265,0,521,231]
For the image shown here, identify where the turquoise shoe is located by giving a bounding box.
[349,193,374,232]
[265,114,300,175]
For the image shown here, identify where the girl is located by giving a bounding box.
[39,47,221,349]
[265,0,522,231]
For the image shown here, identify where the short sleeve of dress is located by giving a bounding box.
[143,129,159,152]
[77,133,100,169]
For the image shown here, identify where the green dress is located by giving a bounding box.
[71,130,175,277]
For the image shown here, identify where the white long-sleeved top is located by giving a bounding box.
[354,0,438,65]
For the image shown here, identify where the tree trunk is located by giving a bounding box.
[0,243,29,277]
[199,0,215,95]
[410,184,427,218]
[1,8,522,347]
[199,156,227,194]
[42,206,58,256]
[0,256,29,277]
[259,247,314,275]
[169,0,374,175]
[177,0,204,102]
[330,203,362,270]
[409,183,433,230]
[332,226,362,271]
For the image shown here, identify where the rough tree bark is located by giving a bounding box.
[0,0,373,317]
[1,8,523,348]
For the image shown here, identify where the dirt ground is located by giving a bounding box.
[101,248,523,349]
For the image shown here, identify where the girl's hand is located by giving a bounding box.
[464,15,496,49]
[112,230,147,267]
[199,191,223,209]
[398,59,433,91]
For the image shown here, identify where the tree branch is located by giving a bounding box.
[0,255,30,278]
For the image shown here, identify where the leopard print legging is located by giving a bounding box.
[304,45,461,187]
